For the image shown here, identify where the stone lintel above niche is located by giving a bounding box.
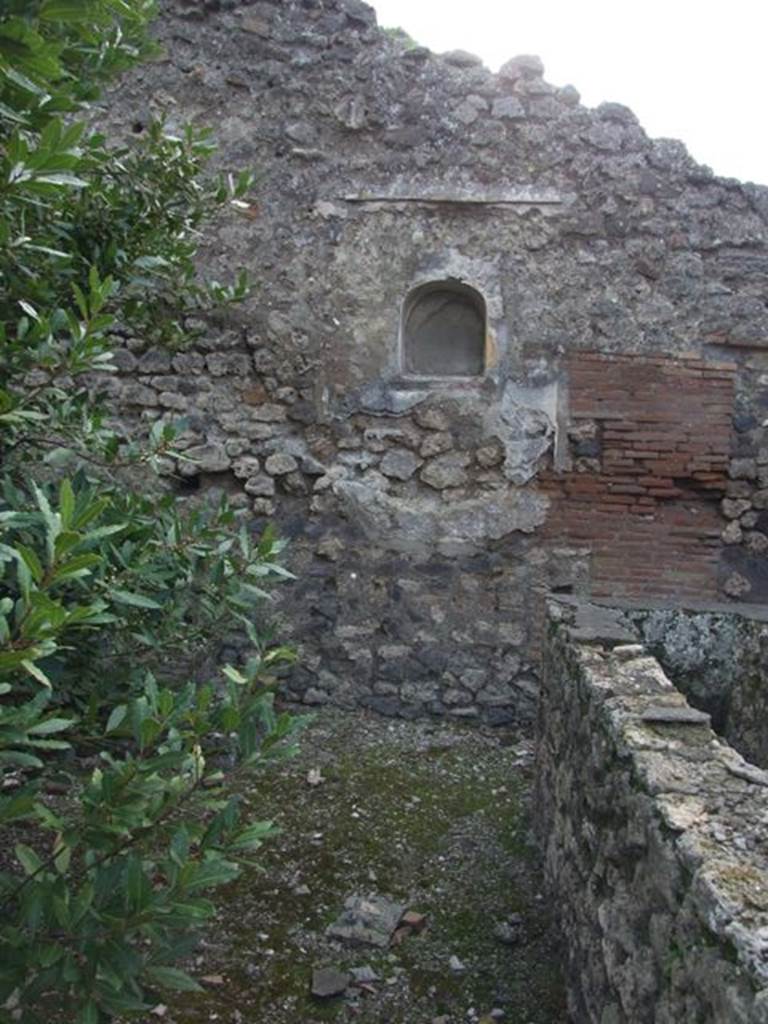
[340,185,566,208]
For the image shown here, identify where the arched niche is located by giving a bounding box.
[402,281,486,377]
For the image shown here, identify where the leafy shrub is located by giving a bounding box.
[0,3,302,1021]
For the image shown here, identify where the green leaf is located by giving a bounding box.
[143,966,202,992]
[54,843,71,874]
[0,750,44,768]
[0,789,37,825]
[21,660,52,689]
[77,1000,99,1024]
[105,705,127,734]
[28,717,75,736]
[230,821,275,851]
[110,589,162,610]
[14,843,42,877]
[40,0,98,20]
[59,479,75,529]
[169,827,189,867]
[16,545,44,584]
[32,173,89,188]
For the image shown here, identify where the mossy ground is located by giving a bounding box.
[142,710,567,1024]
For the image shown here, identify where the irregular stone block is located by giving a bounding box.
[265,452,298,476]
[420,452,471,490]
[244,473,276,497]
[492,96,525,120]
[380,449,421,480]
[326,895,406,948]
[181,443,230,474]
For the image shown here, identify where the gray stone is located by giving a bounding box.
[326,895,406,948]
[232,456,260,479]
[413,406,450,431]
[401,681,438,703]
[158,391,186,410]
[724,572,752,598]
[611,643,645,661]
[241,15,270,37]
[311,967,350,999]
[264,452,298,476]
[419,432,453,458]
[303,687,329,705]
[746,530,768,555]
[138,349,172,374]
[494,917,524,946]
[641,705,711,725]
[498,54,544,81]
[350,965,379,984]
[476,442,504,468]
[244,473,276,497]
[729,458,757,480]
[180,443,230,474]
[454,100,481,126]
[477,683,516,707]
[250,403,287,423]
[443,50,482,68]
[112,349,138,372]
[206,352,251,376]
[420,452,470,490]
[492,96,525,120]
[121,383,157,406]
[334,94,367,131]
[380,449,421,481]
[721,521,743,545]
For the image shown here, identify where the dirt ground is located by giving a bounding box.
[139,709,568,1024]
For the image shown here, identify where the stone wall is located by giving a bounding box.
[101,0,768,718]
[626,604,768,769]
[537,600,768,1023]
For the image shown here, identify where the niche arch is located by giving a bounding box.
[401,280,486,378]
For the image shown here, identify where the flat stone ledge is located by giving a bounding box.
[340,185,566,207]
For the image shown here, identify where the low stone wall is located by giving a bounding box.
[537,601,768,1024]
[626,604,768,770]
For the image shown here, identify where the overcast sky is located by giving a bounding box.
[371,0,768,187]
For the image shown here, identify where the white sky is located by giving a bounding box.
[371,0,768,187]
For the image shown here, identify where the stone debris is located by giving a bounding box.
[349,965,379,985]
[310,966,351,999]
[400,909,428,933]
[493,914,525,946]
[448,954,466,972]
[326,894,406,948]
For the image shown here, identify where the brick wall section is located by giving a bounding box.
[541,353,736,600]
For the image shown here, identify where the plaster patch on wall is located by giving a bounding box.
[486,381,558,485]
[334,479,548,556]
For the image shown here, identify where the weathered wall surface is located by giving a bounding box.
[102,0,768,718]
[537,602,768,1023]
[626,604,768,769]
